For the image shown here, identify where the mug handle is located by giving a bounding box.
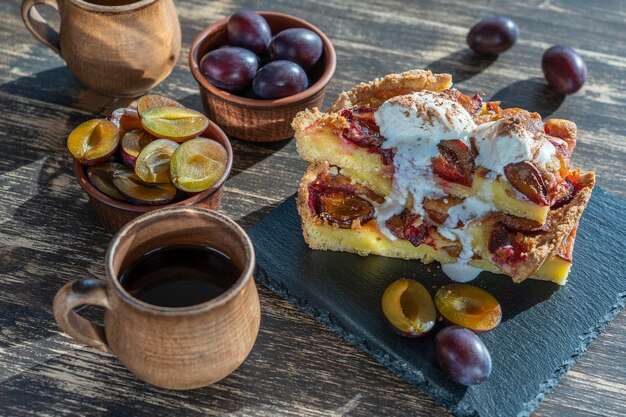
[53,278,112,353]
[21,0,62,56]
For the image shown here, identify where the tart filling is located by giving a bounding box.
[293,69,595,284]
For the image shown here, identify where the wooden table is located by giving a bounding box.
[1,0,624,415]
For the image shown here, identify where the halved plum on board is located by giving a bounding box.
[140,106,209,143]
[434,284,502,333]
[134,139,179,183]
[67,119,119,165]
[503,161,549,206]
[170,137,228,193]
[121,130,155,168]
[381,278,437,337]
[86,162,125,200]
[112,169,177,206]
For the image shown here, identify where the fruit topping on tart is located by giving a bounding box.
[340,108,394,165]
[293,69,595,284]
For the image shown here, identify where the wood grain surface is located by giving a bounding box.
[0,0,624,416]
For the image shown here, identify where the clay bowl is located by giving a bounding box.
[189,11,336,142]
[73,120,233,233]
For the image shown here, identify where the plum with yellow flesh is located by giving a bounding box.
[169,137,227,193]
[121,130,154,168]
[137,94,183,117]
[435,284,501,332]
[140,106,209,143]
[67,119,119,165]
[382,278,437,337]
[134,139,179,183]
[87,162,125,200]
[112,169,177,206]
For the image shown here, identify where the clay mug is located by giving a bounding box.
[21,0,181,97]
[52,207,260,389]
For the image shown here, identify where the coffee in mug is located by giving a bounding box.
[119,245,241,308]
[52,207,260,389]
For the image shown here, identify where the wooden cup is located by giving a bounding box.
[52,207,260,389]
[21,0,181,97]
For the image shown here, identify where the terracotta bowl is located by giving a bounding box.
[73,120,233,233]
[189,11,336,142]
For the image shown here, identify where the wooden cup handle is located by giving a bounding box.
[53,278,112,353]
[21,0,62,56]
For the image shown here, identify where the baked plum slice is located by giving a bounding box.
[340,108,394,165]
[316,189,374,228]
[112,169,177,206]
[444,89,483,115]
[432,139,475,187]
[423,196,464,225]
[503,161,549,206]
[140,106,209,143]
[544,118,576,152]
[134,139,179,183]
[435,284,502,333]
[121,130,154,168]
[86,162,125,200]
[170,137,228,193]
[67,119,119,165]
[382,278,436,338]
[499,214,550,234]
[550,179,575,209]
[386,209,432,247]
[488,222,528,265]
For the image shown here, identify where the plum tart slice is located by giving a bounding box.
[293,69,595,284]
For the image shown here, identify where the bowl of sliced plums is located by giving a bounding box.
[189,10,336,142]
[67,94,233,232]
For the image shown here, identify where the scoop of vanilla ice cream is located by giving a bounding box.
[372,91,476,230]
[375,91,476,153]
[473,117,556,175]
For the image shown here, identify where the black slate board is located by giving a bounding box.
[248,187,626,417]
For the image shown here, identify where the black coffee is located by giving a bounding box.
[119,245,240,308]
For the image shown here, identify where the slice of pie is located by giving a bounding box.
[293,69,595,285]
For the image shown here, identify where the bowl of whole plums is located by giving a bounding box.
[67,94,233,232]
[189,10,336,142]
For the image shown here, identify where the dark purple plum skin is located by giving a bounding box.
[200,47,259,92]
[467,16,519,55]
[252,60,308,99]
[227,10,272,54]
[268,28,323,70]
[435,326,492,386]
[542,45,588,95]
